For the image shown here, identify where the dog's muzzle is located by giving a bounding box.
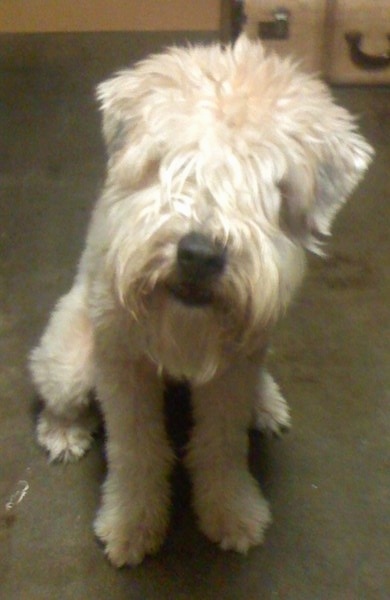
[169,232,226,307]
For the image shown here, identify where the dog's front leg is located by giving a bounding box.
[94,342,174,567]
[187,357,272,553]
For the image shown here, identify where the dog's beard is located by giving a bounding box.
[143,294,228,384]
[128,255,287,385]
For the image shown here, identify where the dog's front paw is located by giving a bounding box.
[252,372,291,437]
[94,499,169,567]
[37,409,95,463]
[194,473,272,553]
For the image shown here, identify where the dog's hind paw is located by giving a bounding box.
[37,409,95,463]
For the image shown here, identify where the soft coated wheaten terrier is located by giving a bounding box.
[30,35,373,566]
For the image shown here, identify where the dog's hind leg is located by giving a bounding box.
[252,370,291,436]
[29,284,97,462]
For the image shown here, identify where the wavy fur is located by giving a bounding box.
[30,36,373,566]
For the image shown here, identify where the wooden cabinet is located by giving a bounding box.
[0,0,221,33]
[1,0,389,83]
[244,0,390,84]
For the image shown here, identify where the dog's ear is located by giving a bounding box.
[279,95,374,253]
[96,71,159,183]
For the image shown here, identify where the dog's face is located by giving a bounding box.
[95,37,372,382]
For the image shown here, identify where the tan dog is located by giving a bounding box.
[30,35,373,566]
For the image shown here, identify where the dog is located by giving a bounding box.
[29,35,373,566]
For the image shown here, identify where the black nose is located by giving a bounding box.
[177,232,226,282]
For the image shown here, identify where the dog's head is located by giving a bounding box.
[96,36,373,381]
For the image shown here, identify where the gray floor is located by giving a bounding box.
[1,33,389,600]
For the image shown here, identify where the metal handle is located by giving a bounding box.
[345,32,390,70]
[258,8,290,40]
[228,2,290,43]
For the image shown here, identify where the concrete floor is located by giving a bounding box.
[0,33,389,599]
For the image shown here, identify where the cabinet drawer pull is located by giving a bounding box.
[345,32,390,70]
[258,8,290,40]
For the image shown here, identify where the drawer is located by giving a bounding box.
[244,0,327,73]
